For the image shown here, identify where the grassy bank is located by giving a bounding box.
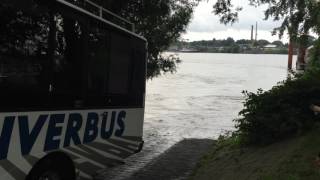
[190,127,320,180]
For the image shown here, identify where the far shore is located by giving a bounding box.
[166,50,297,55]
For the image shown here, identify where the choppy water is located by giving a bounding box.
[102,53,296,179]
[145,53,295,145]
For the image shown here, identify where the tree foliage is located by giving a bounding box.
[213,0,242,24]
[213,0,320,40]
[94,0,200,78]
[235,72,320,145]
[272,41,284,47]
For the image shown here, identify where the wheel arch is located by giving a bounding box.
[25,151,76,180]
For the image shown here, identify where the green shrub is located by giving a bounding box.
[234,72,320,145]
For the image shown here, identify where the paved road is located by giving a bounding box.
[96,139,215,180]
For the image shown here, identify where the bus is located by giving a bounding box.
[0,0,147,179]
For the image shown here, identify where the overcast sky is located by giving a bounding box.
[182,0,289,43]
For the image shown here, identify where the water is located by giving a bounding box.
[101,53,295,179]
[145,53,294,145]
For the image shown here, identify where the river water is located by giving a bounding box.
[101,53,296,179]
[145,53,294,147]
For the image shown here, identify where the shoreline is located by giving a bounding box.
[166,51,297,55]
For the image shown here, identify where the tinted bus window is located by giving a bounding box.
[51,14,87,108]
[108,32,131,95]
[86,21,109,106]
[0,3,146,112]
[130,39,146,106]
[0,4,50,111]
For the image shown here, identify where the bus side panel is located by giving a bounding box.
[0,108,144,180]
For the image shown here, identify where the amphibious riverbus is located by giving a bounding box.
[0,0,147,179]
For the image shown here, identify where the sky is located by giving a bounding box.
[182,0,289,43]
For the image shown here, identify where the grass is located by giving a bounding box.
[190,126,320,180]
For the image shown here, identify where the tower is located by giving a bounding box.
[255,22,258,41]
[251,25,254,41]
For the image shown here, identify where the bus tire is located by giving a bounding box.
[26,152,76,180]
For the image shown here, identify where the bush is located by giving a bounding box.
[234,72,320,145]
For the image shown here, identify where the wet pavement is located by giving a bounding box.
[96,139,215,180]
[95,132,173,180]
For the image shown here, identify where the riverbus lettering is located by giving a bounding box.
[0,111,126,160]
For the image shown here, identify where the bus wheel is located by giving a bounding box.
[38,171,61,180]
[26,152,76,180]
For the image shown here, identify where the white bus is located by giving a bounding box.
[0,0,147,179]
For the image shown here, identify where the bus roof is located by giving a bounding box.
[56,0,147,42]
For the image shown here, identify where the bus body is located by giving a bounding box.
[0,0,147,180]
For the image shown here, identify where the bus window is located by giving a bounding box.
[0,3,146,111]
[129,40,146,106]
[86,21,109,107]
[86,22,133,107]
[51,14,87,108]
[108,32,131,95]
[0,4,50,111]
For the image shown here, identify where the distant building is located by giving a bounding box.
[263,44,277,49]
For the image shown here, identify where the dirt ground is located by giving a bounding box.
[191,130,320,180]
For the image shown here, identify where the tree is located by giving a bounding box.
[222,37,235,46]
[256,40,270,47]
[95,0,201,78]
[236,39,252,45]
[213,0,320,40]
[272,41,284,47]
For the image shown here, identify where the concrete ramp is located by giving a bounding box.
[128,139,215,180]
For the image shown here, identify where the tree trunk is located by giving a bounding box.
[288,40,293,70]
